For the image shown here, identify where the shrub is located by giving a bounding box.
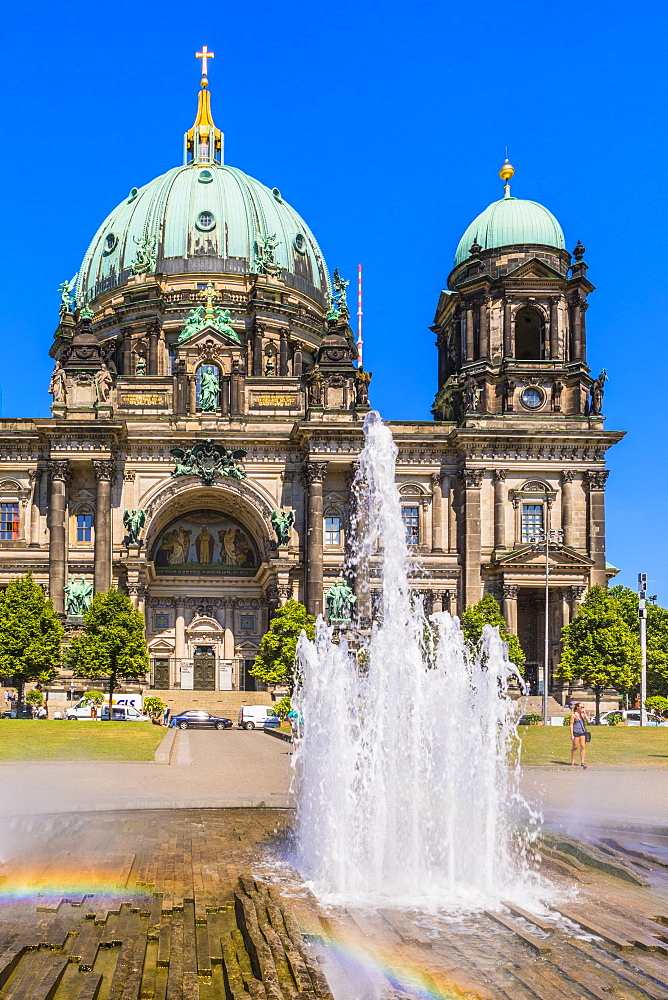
[520,713,543,726]
[144,696,166,720]
[562,714,571,726]
[607,712,623,727]
[273,696,292,720]
[25,689,44,707]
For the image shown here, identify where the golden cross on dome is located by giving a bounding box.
[199,280,218,322]
[196,46,214,77]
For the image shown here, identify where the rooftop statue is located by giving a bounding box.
[64,576,93,617]
[325,580,356,622]
[95,364,113,403]
[170,439,247,485]
[270,509,294,546]
[58,276,76,317]
[254,233,281,276]
[80,305,94,320]
[177,282,240,344]
[333,267,350,320]
[49,361,67,404]
[123,509,146,545]
[131,235,157,275]
[590,369,608,416]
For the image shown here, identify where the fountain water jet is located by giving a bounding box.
[293,410,542,909]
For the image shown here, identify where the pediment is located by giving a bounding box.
[148,637,175,651]
[505,257,564,280]
[185,614,224,634]
[186,326,241,349]
[492,544,594,569]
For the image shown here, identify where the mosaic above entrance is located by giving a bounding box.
[152,509,258,575]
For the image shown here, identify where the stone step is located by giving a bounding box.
[151,689,276,719]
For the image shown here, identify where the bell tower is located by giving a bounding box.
[432,160,602,423]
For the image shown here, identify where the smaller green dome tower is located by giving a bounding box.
[453,161,565,267]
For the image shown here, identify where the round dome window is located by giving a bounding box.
[127,187,138,203]
[196,211,216,232]
[102,233,118,256]
[198,169,213,184]
[293,233,306,255]
[521,386,544,410]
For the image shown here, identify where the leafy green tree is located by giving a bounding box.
[645,695,668,716]
[0,573,63,709]
[460,594,526,671]
[66,589,148,716]
[250,600,316,692]
[81,689,105,718]
[609,585,668,697]
[25,689,44,708]
[558,586,641,721]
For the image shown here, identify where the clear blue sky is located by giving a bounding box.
[0,0,663,598]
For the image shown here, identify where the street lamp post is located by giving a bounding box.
[638,573,647,727]
[530,528,564,725]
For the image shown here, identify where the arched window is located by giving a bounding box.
[514,307,544,360]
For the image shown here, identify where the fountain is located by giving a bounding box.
[294,410,541,910]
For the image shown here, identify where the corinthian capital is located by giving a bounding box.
[47,459,70,483]
[458,469,485,490]
[93,460,115,482]
[301,461,328,488]
[584,470,609,492]
[561,469,575,484]
[493,469,508,484]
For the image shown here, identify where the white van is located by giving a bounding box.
[67,694,146,721]
[237,705,279,730]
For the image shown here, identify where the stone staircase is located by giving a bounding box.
[151,689,275,720]
[513,695,570,719]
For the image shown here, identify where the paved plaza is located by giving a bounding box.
[0,731,667,998]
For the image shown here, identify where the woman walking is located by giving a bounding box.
[570,702,591,768]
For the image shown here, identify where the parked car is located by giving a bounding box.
[237,705,280,730]
[170,710,232,730]
[67,703,149,722]
[67,695,145,720]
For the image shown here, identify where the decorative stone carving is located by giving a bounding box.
[493,469,508,484]
[64,576,93,616]
[458,469,485,489]
[170,439,247,485]
[354,368,371,406]
[306,365,325,406]
[270,509,294,546]
[552,379,563,411]
[584,470,609,492]
[589,369,607,416]
[301,462,328,487]
[93,460,115,482]
[254,233,281,276]
[130,235,156,275]
[325,581,356,622]
[48,460,70,483]
[502,584,519,599]
[123,509,146,545]
[49,361,67,403]
[561,470,575,484]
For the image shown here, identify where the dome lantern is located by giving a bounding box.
[184,46,224,166]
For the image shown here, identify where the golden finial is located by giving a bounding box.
[499,157,515,182]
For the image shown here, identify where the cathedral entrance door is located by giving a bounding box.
[193,646,215,690]
[154,658,170,689]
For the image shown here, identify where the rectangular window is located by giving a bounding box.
[521,503,544,543]
[0,503,19,540]
[325,516,341,546]
[402,506,420,546]
[77,514,93,542]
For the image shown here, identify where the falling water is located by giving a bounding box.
[293,410,541,909]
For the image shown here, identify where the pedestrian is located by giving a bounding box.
[570,702,591,768]
[163,706,171,727]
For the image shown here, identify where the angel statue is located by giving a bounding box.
[64,576,93,616]
[123,509,146,545]
[270,509,294,546]
[58,276,76,316]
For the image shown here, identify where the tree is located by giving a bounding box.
[460,594,526,671]
[558,586,641,721]
[66,589,148,717]
[609,585,668,698]
[144,696,166,721]
[81,689,105,719]
[25,689,44,712]
[250,600,316,692]
[0,573,63,709]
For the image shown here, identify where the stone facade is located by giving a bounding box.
[0,82,623,699]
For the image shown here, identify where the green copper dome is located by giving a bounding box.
[76,163,331,304]
[454,195,565,267]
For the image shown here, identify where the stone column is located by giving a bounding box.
[302,461,328,617]
[561,470,575,547]
[503,296,513,357]
[292,346,303,377]
[561,587,572,629]
[219,376,230,417]
[580,301,588,364]
[430,473,444,552]
[48,460,69,614]
[223,598,235,659]
[93,460,114,594]
[122,327,133,376]
[188,373,197,414]
[570,295,583,361]
[175,598,186,661]
[253,325,263,376]
[230,362,244,416]
[478,294,490,359]
[279,330,289,377]
[513,496,522,547]
[465,303,475,361]
[459,469,484,608]
[549,297,559,360]
[493,469,508,550]
[432,592,443,614]
[567,584,587,620]
[29,469,42,547]
[584,470,608,586]
[502,584,519,635]
[148,322,160,376]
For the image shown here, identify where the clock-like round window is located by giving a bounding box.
[293,233,306,254]
[102,233,118,256]
[521,387,543,409]
[196,211,216,232]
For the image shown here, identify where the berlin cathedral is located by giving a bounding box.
[0,50,622,700]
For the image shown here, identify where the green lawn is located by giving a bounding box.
[0,720,166,761]
[517,725,668,766]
